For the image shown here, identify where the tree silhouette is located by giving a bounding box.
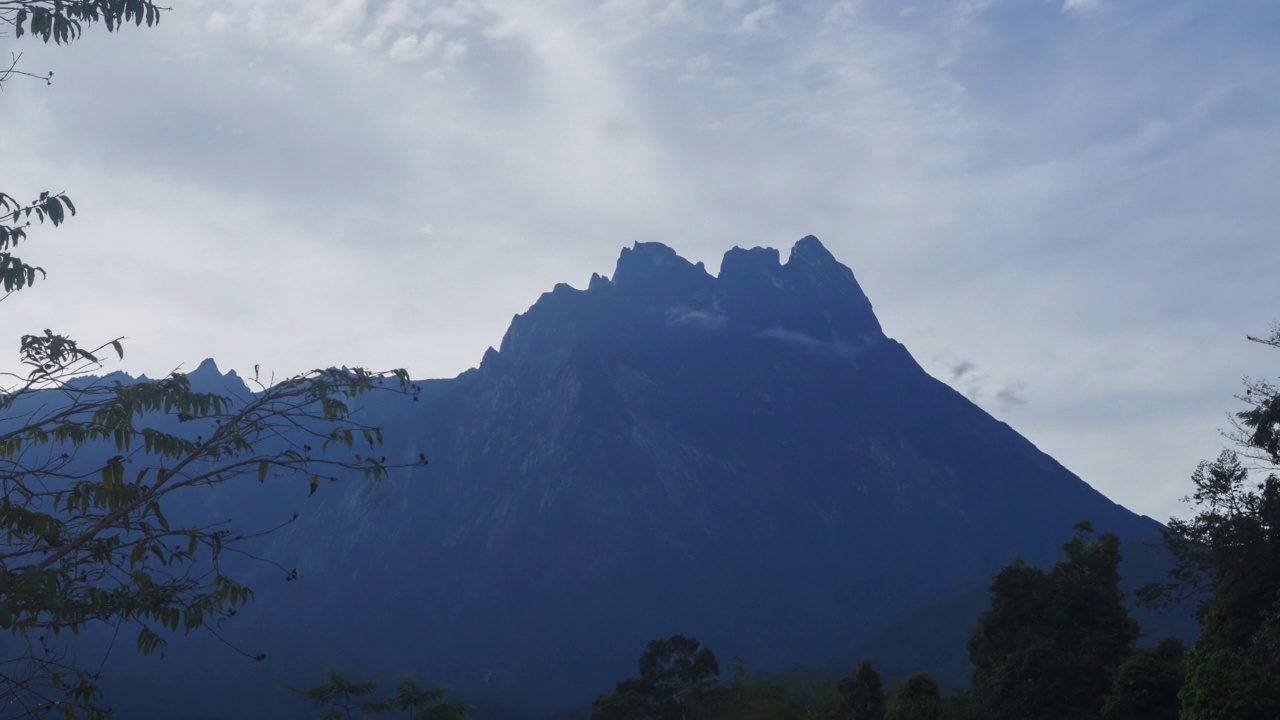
[838,661,885,720]
[969,522,1139,720]
[591,635,719,720]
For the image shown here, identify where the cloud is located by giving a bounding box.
[205,11,231,31]
[3,0,1276,526]
[667,308,727,331]
[938,356,1027,411]
[1061,0,1104,15]
[757,328,878,360]
[950,361,975,381]
[995,383,1028,410]
[759,327,825,352]
[735,3,779,35]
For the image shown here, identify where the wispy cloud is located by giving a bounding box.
[667,308,728,331]
[995,383,1028,410]
[938,355,1027,410]
[1061,0,1104,16]
[1,0,1275,523]
[758,327,878,360]
[735,3,779,35]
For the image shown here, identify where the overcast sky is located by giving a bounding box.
[2,0,1278,523]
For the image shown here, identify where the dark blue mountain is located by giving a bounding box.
[99,236,1172,717]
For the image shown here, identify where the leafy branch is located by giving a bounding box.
[0,331,424,717]
[0,190,75,300]
[0,1,166,45]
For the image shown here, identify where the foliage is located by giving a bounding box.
[837,661,885,720]
[0,330,421,716]
[291,667,380,720]
[1137,331,1280,718]
[0,0,163,45]
[1138,449,1280,653]
[1176,646,1279,720]
[885,673,942,720]
[0,191,75,297]
[289,668,471,720]
[0,3,427,717]
[967,522,1139,720]
[697,675,804,720]
[591,635,719,720]
[798,683,843,720]
[0,0,166,88]
[938,689,978,720]
[591,678,651,720]
[1,0,158,292]
[589,659,979,720]
[1100,638,1184,720]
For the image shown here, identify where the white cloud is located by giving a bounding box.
[441,39,468,62]
[667,308,727,331]
[205,11,231,31]
[3,0,1277,524]
[1062,0,1103,15]
[736,3,779,34]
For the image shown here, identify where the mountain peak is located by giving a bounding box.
[610,241,714,303]
[494,236,884,367]
[715,236,883,342]
[189,358,221,378]
[612,241,709,283]
[788,234,836,266]
[719,245,783,280]
[183,357,246,394]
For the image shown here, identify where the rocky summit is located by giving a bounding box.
[111,236,1169,717]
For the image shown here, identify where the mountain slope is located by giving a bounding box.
[98,236,1171,717]
[234,236,1163,709]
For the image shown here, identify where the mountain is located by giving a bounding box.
[99,236,1175,717]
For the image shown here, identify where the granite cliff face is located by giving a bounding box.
[110,237,1167,716]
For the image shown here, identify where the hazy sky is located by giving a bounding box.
[2,0,1278,523]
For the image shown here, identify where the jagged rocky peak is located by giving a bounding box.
[610,241,715,302]
[188,358,223,379]
[718,244,782,281]
[495,236,884,363]
[715,235,883,342]
[609,236,879,324]
[183,357,248,394]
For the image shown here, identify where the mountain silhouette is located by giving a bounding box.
[99,236,1173,717]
